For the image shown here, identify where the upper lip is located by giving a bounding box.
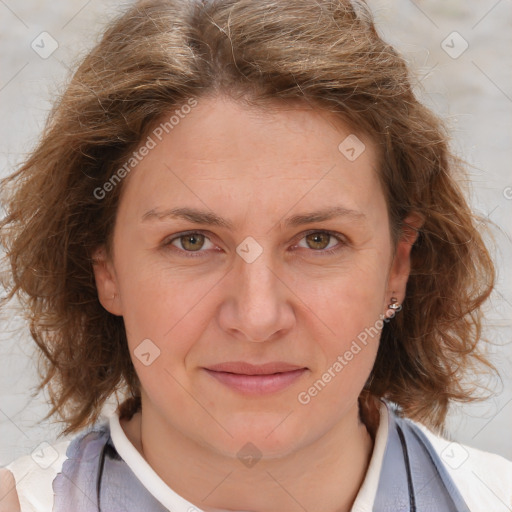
[205,361,306,375]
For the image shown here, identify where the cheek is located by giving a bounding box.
[298,251,388,338]
[111,243,204,360]
[292,252,387,400]
[115,262,203,407]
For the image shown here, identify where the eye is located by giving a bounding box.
[295,230,346,255]
[164,231,216,256]
[163,229,346,258]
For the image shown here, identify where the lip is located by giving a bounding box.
[203,361,308,395]
[206,361,306,375]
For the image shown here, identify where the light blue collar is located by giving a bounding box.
[53,405,471,511]
[374,402,470,511]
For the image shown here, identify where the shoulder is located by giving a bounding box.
[415,422,512,512]
[4,424,110,512]
[0,468,20,512]
[4,440,70,512]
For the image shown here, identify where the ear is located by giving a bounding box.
[92,246,123,316]
[385,212,423,306]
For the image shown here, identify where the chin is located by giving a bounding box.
[203,413,315,460]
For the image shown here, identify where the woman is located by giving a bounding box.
[1,0,511,511]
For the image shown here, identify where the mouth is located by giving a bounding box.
[203,362,308,395]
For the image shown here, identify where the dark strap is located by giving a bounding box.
[374,407,471,512]
[52,426,168,511]
[53,411,471,512]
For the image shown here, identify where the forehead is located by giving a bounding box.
[117,95,385,225]
[150,95,374,167]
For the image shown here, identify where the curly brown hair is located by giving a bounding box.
[0,0,495,434]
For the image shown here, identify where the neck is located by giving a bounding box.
[121,398,378,512]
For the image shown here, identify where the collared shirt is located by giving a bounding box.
[7,402,512,511]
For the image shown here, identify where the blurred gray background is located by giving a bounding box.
[1,0,511,465]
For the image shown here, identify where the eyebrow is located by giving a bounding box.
[141,206,366,229]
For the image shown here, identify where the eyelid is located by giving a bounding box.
[294,228,346,244]
[291,229,347,254]
[163,230,217,256]
[163,229,347,256]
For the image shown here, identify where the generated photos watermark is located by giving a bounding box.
[297,304,401,405]
[93,97,198,200]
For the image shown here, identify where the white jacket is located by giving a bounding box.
[3,404,512,511]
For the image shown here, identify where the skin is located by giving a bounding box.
[0,469,20,512]
[90,94,419,512]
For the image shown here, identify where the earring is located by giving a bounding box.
[388,297,401,310]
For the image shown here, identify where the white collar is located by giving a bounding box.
[109,412,198,511]
[109,402,390,511]
[350,402,389,511]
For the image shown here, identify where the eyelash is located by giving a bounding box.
[162,229,347,258]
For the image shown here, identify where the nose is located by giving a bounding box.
[217,248,295,343]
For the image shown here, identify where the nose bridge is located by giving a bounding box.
[237,244,280,309]
[223,239,292,342]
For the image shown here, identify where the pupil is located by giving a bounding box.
[183,234,203,251]
[308,233,328,249]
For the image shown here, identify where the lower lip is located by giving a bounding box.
[204,368,307,395]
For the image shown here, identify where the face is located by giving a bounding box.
[94,94,417,458]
